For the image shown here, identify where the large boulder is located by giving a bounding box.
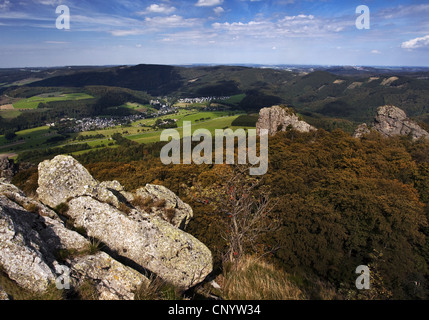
[256,105,316,136]
[37,155,120,209]
[70,252,150,300]
[67,196,212,289]
[353,105,429,140]
[0,195,60,292]
[373,105,429,140]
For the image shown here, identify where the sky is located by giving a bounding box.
[0,0,428,67]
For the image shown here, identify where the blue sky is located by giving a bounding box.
[0,0,428,67]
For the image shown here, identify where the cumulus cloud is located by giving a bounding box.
[213,6,224,15]
[401,35,429,50]
[195,0,223,7]
[139,4,176,15]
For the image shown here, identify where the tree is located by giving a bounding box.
[191,165,279,266]
[5,131,17,141]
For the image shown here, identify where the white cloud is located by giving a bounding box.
[145,15,201,28]
[0,0,10,10]
[44,41,69,44]
[401,35,429,50]
[33,0,62,5]
[195,0,223,7]
[109,29,144,37]
[139,4,176,15]
[213,6,224,15]
[371,50,381,54]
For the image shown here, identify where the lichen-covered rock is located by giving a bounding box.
[37,155,121,209]
[0,157,17,183]
[70,252,150,300]
[256,105,316,136]
[136,184,193,229]
[0,195,58,292]
[0,181,60,221]
[67,196,213,289]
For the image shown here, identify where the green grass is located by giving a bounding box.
[0,110,22,119]
[128,115,243,144]
[0,109,250,159]
[223,94,246,105]
[13,92,94,109]
[0,126,61,153]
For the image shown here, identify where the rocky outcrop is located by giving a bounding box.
[352,123,371,138]
[0,157,17,183]
[136,184,193,229]
[0,193,86,293]
[36,156,193,229]
[37,155,212,290]
[353,105,429,140]
[256,105,316,136]
[67,196,211,289]
[0,155,213,299]
[69,252,149,300]
[37,156,121,209]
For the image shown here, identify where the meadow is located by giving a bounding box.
[12,92,94,109]
[0,108,251,159]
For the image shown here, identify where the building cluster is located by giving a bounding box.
[177,96,230,104]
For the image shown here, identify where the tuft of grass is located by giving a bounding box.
[222,256,307,300]
[153,199,166,208]
[131,196,153,211]
[118,202,132,215]
[74,279,99,300]
[54,203,69,215]
[134,275,182,300]
[164,207,176,223]
[0,268,65,300]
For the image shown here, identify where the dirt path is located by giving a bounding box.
[0,104,14,110]
[0,153,17,159]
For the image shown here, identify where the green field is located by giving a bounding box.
[128,115,251,144]
[13,92,94,109]
[0,108,253,159]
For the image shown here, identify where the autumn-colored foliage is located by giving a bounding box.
[12,129,429,299]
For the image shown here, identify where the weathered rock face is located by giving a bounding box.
[36,155,212,290]
[70,252,149,300]
[0,181,153,299]
[0,157,17,183]
[353,106,429,140]
[0,195,58,293]
[352,123,371,138]
[256,105,316,136]
[67,196,212,289]
[373,105,429,139]
[136,184,193,229]
[37,155,120,209]
[0,155,212,298]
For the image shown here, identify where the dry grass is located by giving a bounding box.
[134,275,182,300]
[131,196,153,211]
[222,256,306,300]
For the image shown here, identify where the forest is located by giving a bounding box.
[12,128,429,299]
